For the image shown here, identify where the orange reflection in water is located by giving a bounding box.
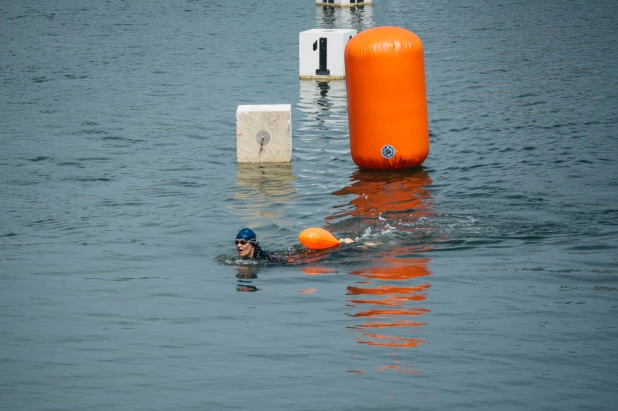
[329,169,434,234]
[331,169,435,374]
[347,253,432,375]
[346,254,431,350]
[300,267,337,276]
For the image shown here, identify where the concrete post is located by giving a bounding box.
[299,29,357,80]
[236,105,292,163]
[316,0,373,7]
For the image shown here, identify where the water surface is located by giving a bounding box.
[1,0,617,410]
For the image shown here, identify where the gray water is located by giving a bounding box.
[1,0,617,410]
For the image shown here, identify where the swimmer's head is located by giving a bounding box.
[236,228,256,243]
[235,228,257,259]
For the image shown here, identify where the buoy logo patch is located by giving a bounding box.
[381,145,395,159]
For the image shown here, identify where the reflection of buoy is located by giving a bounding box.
[345,26,429,169]
[298,227,340,250]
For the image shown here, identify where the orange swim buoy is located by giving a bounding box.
[345,26,429,169]
[298,227,340,250]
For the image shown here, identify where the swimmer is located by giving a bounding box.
[235,228,355,262]
[235,228,278,262]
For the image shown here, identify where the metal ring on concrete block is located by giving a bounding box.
[256,130,271,145]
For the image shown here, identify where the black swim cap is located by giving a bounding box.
[236,228,257,242]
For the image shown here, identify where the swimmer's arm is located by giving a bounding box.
[339,238,381,247]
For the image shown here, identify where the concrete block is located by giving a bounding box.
[236,105,292,163]
[299,29,356,80]
[316,0,372,7]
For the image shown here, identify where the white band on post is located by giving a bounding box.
[299,29,357,80]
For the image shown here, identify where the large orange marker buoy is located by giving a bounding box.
[298,227,340,250]
[345,26,429,169]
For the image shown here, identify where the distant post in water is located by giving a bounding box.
[236,105,292,163]
[299,29,356,80]
[316,0,373,7]
[345,26,429,169]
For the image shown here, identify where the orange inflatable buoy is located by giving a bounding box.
[298,227,340,250]
[345,26,429,169]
